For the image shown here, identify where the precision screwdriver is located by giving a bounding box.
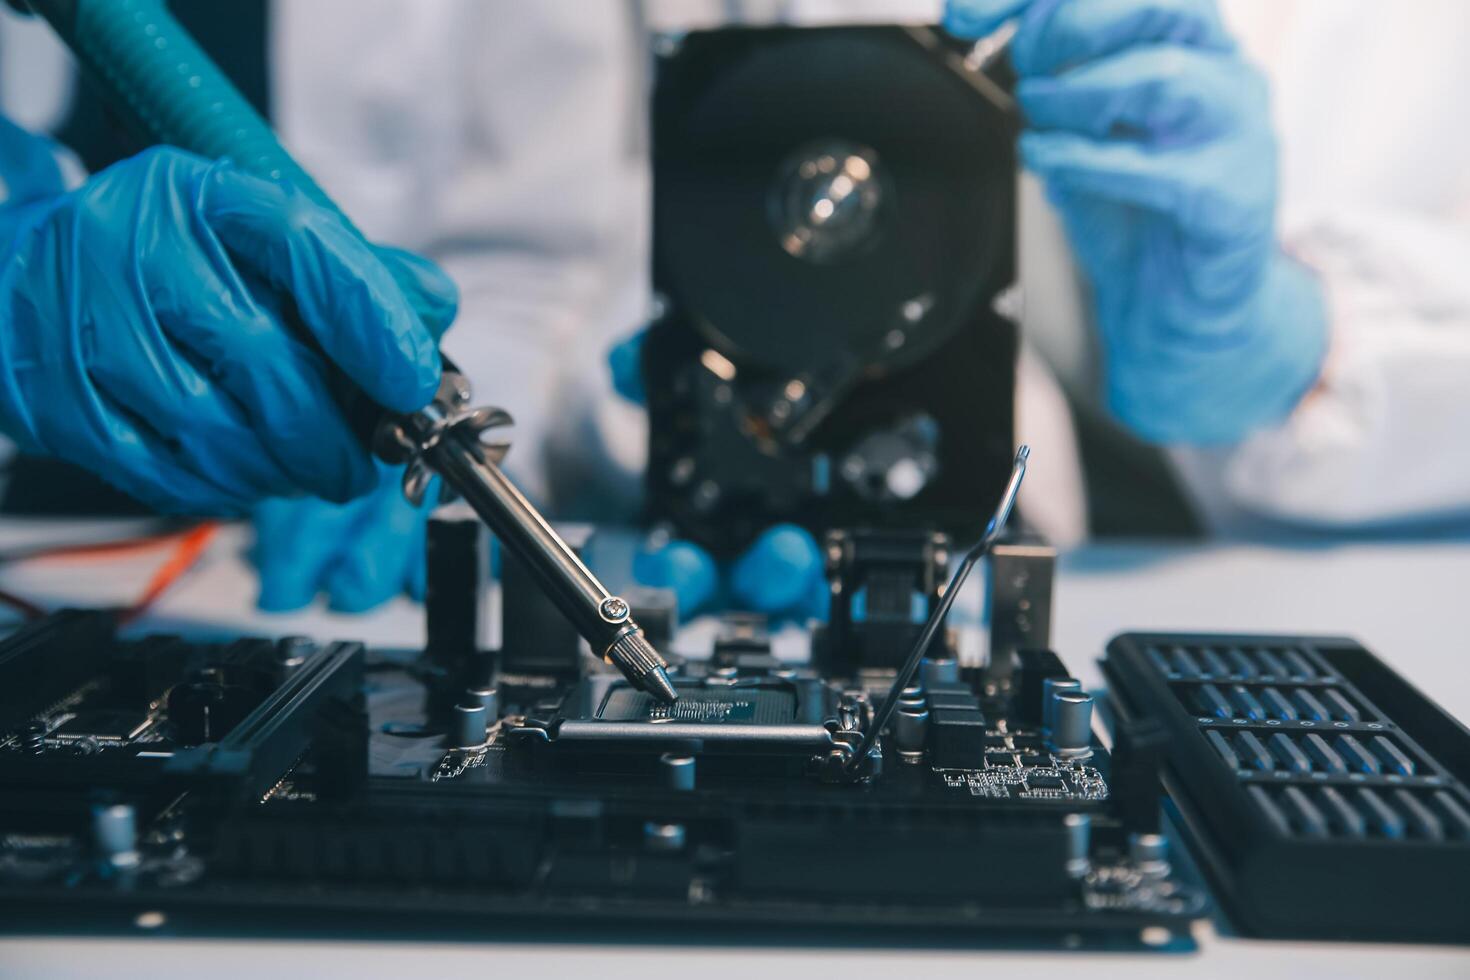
[377,370,679,703]
[27,0,679,702]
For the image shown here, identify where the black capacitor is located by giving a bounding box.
[501,523,595,676]
[1110,717,1170,835]
[92,803,139,867]
[1041,677,1082,733]
[466,684,500,719]
[660,753,696,791]
[1011,647,1069,726]
[426,502,491,673]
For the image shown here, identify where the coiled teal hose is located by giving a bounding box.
[28,0,353,230]
[26,0,437,434]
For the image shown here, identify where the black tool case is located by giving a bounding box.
[1103,633,1470,944]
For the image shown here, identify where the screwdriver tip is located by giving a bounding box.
[645,666,679,704]
[605,629,679,703]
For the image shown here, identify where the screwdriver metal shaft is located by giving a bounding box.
[378,367,678,703]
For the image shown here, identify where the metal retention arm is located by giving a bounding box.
[849,446,1030,770]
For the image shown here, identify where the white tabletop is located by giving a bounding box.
[1,519,1467,978]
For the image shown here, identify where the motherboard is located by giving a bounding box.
[0,523,1207,950]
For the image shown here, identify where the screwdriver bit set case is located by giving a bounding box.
[1103,633,1470,944]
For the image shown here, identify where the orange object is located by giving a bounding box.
[28,525,197,563]
[0,520,222,625]
[0,587,46,621]
[120,521,220,623]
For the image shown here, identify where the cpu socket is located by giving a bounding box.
[505,673,860,765]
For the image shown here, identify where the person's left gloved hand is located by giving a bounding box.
[251,244,456,613]
[633,522,830,623]
[945,0,1328,445]
[253,464,439,613]
[608,332,828,622]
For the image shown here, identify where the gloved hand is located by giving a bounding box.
[633,523,829,622]
[0,141,444,513]
[945,0,1328,445]
[0,117,68,241]
[251,244,456,614]
[249,236,452,614]
[253,465,439,613]
[608,332,828,622]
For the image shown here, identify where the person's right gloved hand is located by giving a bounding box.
[250,243,457,614]
[0,141,443,514]
[944,0,1328,446]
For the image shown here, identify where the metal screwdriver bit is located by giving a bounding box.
[377,365,678,703]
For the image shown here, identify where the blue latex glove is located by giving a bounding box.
[0,117,67,238]
[251,244,456,613]
[945,0,1327,445]
[609,332,828,621]
[253,466,440,613]
[634,523,829,623]
[0,140,443,512]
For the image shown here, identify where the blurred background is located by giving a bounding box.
[0,0,1466,624]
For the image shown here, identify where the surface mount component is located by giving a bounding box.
[1105,632,1470,944]
[507,674,855,768]
[815,526,951,674]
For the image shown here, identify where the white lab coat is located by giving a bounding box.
[1185,0,1470,531]
[3,1,1468,538]
[1011,0,1470,536]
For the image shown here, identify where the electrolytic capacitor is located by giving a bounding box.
[1128,832,1170,876]
[893,702,930,756]
[1063,812,1092,879]
[1041,677,1082,733]
[660,753,696,791]
[274,636,314,683]
[451,701,489,748]
[1050,690,1095,758]
[465,685,500,719]
[92,803,140,868]
[919,656,960,688]
[643,821,687,852]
